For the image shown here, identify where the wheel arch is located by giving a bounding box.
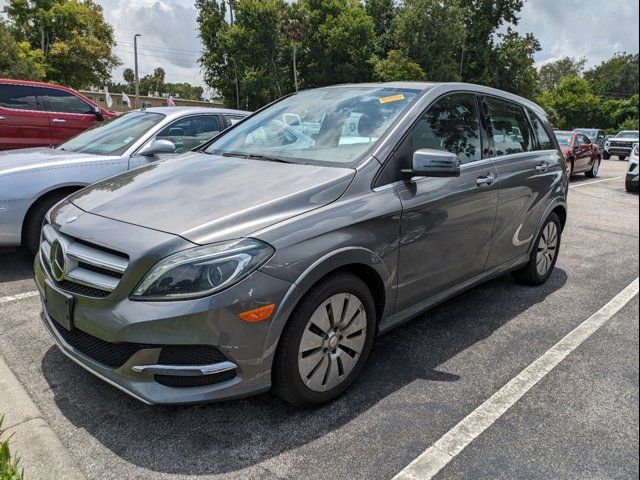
[21,185,85,241]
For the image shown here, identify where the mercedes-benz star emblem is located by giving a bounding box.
[49,240,67,282]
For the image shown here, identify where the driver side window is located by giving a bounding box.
[156,115,221,153]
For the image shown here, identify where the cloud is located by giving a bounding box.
[100,0,205,87]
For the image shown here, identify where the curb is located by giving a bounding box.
[0,354,86,480]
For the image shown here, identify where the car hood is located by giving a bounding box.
[611,137,639,143]
[69,152,356,245]
[0,147,116,176]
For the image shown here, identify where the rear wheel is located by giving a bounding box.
[23,192,71,255]
[585,156,600,178]
[511,212,561,286]
[272,272,376,407]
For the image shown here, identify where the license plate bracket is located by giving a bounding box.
[44,280,74,331]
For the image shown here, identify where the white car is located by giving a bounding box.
[605,130,639,160]
[626,143,639,192]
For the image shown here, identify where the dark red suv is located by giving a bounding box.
[0,79,116,151]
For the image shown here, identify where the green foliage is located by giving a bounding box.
[0,21,46,80]
[538,56,587,92]
[3,0,120,88]
[365,0,395,55]
[1,416,24,480]
[585,52,639,98]
[370,50,426,81]
[299,0,376,88]
[395,0,464,81]
[122,68,134,85]
[491,29,541,99]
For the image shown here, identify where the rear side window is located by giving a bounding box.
[485,97,533,156]
[0,84,39,111]
[527,110,555,150]
[37,87,92,114]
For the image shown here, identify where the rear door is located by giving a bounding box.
[0,83,51,150]
[36,86,98,145]
[484,97,562,268]
[393,92,499,310]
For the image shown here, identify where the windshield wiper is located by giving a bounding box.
[221,151,292,164]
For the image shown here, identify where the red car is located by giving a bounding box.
[554,130,601,178]
[0,79,116,151]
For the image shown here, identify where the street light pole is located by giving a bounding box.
[134,34,141,109]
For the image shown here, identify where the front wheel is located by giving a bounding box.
[618,155,627,161]
[23,192,70,255]
[603,151,611,160]
[511,212,562,286]
[272,272,376,407]
[585,156,600,178]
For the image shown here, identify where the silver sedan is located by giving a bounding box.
[0,106,249,253]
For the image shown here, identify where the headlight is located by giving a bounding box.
[605,141,610,147]
[131,238,274,300]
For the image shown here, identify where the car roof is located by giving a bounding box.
[136,106,251,119]
[1,77,82,93]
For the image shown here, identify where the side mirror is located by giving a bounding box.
[403,149,460,178]
[138,139,176,157]
[93,106,104,121]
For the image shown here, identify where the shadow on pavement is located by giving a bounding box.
[0,248,35,283]
[41,269,567,475]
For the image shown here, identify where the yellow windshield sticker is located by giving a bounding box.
[379,94,405,104]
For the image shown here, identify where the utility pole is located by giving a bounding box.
[134,34,141,109]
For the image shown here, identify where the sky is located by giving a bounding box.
[2,0,639,89]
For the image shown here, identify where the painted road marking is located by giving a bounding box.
[393,277,639,480]
[0,291,40,304]
[569,176,623,188]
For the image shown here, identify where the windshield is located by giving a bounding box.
[59,112,165,155]
[555,133,573,146]
[575,129,596,138]
[205,86,420,166]
[616,131,639,138]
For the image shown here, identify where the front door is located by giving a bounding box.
[36,87,98,145]
[394,92,499,311]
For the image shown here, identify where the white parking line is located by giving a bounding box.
[569,176,623,188]
[393,277,639,480]
[0,291,40,304]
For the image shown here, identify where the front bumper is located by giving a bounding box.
[606,146,633,156]
[36,252,294,404]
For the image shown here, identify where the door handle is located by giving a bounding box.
[51,118,66,123]
[476,173,495,187]
[536,162,549,173]
[0,115,5,120]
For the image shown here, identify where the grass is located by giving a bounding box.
[0,415,24,480]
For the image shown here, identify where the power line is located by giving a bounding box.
[119,41,202,55]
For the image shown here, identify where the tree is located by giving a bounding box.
[365,0,395,55]
[0,21,46,80]
[123,68,134,86]
[395,0,465,81]
[538,56,587,92]
[491,29,540,99]
[536,77,600,129]
[584,52,639,99]
[458,0,524,84]
[299,0,376,88]
[3,0,120,88]
[370,49,426,81]
[153,67,166,92]
[281,1,308,91]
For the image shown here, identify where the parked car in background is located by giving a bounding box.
[0,106,249,253]
[574,128,607,153]
[554,130,601,177]
[627,143,639,192]
[0,79,118,150]
[604,130,640,160]
[36,82,568,407]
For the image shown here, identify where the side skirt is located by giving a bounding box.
[377,254,530,335]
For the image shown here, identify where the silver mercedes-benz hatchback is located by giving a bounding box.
[36,82,568,407]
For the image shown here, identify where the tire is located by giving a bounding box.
[585,156,600,178]
[568,158,575,176]
[618,156,626,161]
[511,212,562,286]
[627,179,639,193]
[23,192,70,255]
[603,151,610,160]
[272,271,376,408]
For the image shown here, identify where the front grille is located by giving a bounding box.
[610,141,633,148]
[155,371,236,388]
[158,345,228,365]
[40,223,129,298]
[50,318,150,368]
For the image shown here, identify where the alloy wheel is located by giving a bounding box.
[297,293,367,392]
[536,222,558,276]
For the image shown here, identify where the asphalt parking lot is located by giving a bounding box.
[0,159,638,480]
